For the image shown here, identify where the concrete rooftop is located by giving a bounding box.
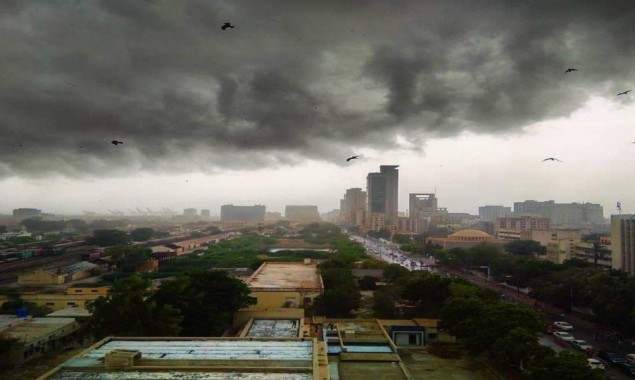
[246,262,323,291]
[246,319,300,338]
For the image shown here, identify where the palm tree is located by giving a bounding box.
[591,241,605,266]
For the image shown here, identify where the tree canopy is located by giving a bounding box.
[87,229,130,246]
[151,270,255,336]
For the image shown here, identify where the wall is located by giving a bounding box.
[247,290,322,311]
[18,270,66,286]
[233,308,305,327]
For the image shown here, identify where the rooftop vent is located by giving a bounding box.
[104,349,142,369]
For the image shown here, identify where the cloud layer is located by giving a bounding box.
[1,0,634,177]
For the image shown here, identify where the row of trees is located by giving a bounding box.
[88,271,255,338]
[86,228,171,246]
[372,266,602,379]
[427,241,635,335]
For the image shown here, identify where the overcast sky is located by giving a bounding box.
[1,1,635,217]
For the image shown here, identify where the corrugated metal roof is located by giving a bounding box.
[47,371,313,379]
[82,340,313,361]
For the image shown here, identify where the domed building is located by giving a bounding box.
[427,229,504,249]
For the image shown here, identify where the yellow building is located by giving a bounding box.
[18,262,98,286]
[234,261,324,326]
[0,286,109,311]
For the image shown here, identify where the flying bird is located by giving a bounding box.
[111,140,123,146]
[221,22,235,31]
[618,90,632,96]
[564,68,578,73]
[346,155,359,162]
[542,157,562,162]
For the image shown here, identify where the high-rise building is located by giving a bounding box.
[367,165,399,224]
[220,205,266,222]
[409,193,437,220]
[340,188,367,226]
[183,208,197,217]
[12,208,42,220]
[200,209,211,219]
[513,200,604,227]
[284,205,320,221]
[611,214,635,274]
[478,205,511,221]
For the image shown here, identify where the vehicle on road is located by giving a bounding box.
[598,350,626,365]
[570,339,593,352]
[553,321,574,331]
[627,354,635,365]
[587,358,605,370]
[553,331,575,342]
[617,362,635,377]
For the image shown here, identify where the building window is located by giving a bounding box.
[67,302,76,306]
[91,290,98,293]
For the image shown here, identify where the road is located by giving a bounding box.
[348,233,630,379]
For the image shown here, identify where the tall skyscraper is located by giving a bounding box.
[13,208,42,220]
[200,209,211,219]
[366,165,399,224]
[611,214,635,274]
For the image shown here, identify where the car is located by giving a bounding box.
[628,353,635,365]
[553,321,574,331]
[587,358,605,370]
[598,350,626,365]
[570,339,593,352]
[617,362,635,377]
[553,331,575,342]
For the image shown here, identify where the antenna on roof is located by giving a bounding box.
[617,201,622,215]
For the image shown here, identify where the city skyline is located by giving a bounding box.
[1,2,635,217]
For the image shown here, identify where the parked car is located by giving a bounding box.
[553,321,574,331]
[553,331,575,342]
[570,339,593,352]
[598,350,626,365]
[627,353,635,365]
[618,362,635,377]
[587,358,605,370]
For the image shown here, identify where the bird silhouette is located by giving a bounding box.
[564,68,578,73]
[346,155,359,162]
[618,90,632,96]
[542,157,562,162]
[221,22,235,31]
[111,140,123,146]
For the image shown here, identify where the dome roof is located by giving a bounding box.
[449,229,493,239]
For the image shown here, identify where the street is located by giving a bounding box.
[349,233,631,379]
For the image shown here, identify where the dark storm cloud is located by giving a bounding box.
[1,0,635,177]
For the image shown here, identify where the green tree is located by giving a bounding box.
[88,229,130,246]
[152,270,256,336]
[0,225,6,234]
[66,219,89,232]
[504,240,546,256]
[106,246,152,273]
[372,286,397,318]
[590,241,605,266]
[0,297,51,317]
[129,228,155,242]
[358,275,378,290]
[524,350,603,380]
[492,327,540,370]
[383,264,409,281]
[88,275,182,338]
[314,285,361,317]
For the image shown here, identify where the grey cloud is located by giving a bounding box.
[1,0,635,178]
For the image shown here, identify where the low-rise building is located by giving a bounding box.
[0,316,80,367]
[235,261,324,326]
[0,286,110,312]
[427,229,505,249]
[38,336,326,380]
[17,262,98,286]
